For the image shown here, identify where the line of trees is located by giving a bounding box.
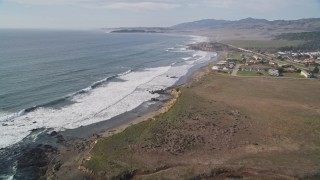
[275,31,320,51]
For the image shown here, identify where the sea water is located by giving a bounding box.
[0,30,215,151]
[0,29,218,179]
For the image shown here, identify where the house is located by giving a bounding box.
[285,67,296,73]
[253,56,261,61]
[277,52,287,55]
[300,70,311,78]
[268,69,280,76]
[229,64,235,69]
[303,58,315,65]
[211,66,219,71]
[217,61,227,65]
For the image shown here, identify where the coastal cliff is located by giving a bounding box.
[66,64,320,179]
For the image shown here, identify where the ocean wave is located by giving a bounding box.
[0,42,216,149]
[0,70,132,123]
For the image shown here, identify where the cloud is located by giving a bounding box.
[203,0,277,9]
[202,0,317,12]
[102,2,179,10]
[8,0,179,10]
[9,0,90,6]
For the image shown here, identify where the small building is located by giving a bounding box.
[222,67,229,71]
[268,69,280,76]
[279,64,291,68]
[217,61,227,65]
[285,67,296,72]
[229,64,235,69]
[253,56,261,61]
[277,52,287,55]
[303,58,315,65]
[300,70,311,78]
[211,66,219,71]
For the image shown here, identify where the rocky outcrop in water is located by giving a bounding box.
[149,89,167,95]
[14,144,58,179]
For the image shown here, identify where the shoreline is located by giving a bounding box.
[0,32,209,150]
[45,88,181,179]
[0,34,216,179]
[44,51,218,179]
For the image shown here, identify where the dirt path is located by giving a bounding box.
[231,64,240,76]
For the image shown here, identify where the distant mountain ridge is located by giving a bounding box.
[171,17,320,31]
[106,18,320,40]
[169,17,320,40]
[172,17,269,29]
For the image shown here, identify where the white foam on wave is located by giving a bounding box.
[0,67,169,148]
[0,110,25,123]
[0,43,217,149]
[182,57,192,61]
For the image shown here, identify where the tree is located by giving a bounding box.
[277,67,284,74]
[313,66,319,74]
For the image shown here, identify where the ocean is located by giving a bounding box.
[0,29,216,178]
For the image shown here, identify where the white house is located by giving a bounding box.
[212,66,219,71]
[300,70,311,78]
[268,69,279,76]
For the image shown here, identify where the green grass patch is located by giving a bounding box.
[283,60,307,69]
[227,52,243,61]
[85,120,154,176]
[223,40,303,48]
[85,89,209,178]
[237,70,266,76]
[282,73,304,78]
[85,74,320,179]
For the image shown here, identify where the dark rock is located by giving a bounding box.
[32,121,37,124]
[31,128,39,132]
[97,171,106,176]
[56,135,65,143]
[54,161,62,171]
[151,98,160,101]
[17,148,48,169]
[15,144,59,179]
[114,170,135,180]
[170,76,178,78]
[50,131,58,136]
[149,89,166,94]
[2,123,8,126]
[43,144,57,153]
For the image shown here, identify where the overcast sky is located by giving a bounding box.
[0,0,319,29]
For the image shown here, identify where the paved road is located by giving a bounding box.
[231,64,241,76]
